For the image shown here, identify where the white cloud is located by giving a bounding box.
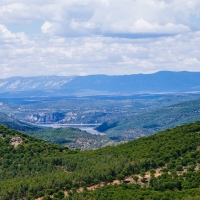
[1,0,199,36]
[0,23,30,45]
[0,1,200,78]
[0,30,200,77]
[183,58,200,66]
[0,24,14,38]
[41,21,54,34]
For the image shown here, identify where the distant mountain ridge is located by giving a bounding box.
[0,76,74,91]
[1,71,200,97]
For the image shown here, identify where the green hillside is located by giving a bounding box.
[1,121,200,199]
[27,127,117,150]
[96,98,200,141]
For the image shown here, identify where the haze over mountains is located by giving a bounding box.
[1,71,200,97]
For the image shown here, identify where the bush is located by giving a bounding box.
[54,190,64,199]
[176,165,183,171]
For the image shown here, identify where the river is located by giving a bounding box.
[36,123,105,135]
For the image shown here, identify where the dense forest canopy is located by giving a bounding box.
[0,121,200,199]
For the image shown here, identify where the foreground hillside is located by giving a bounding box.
[0,121,200,199]
[97,98,200,141]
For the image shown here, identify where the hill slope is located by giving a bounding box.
[27,127,116,150]
[1,121,200,199]
[96,98,200,140]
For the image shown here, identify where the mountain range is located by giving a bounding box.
[1,71,200,97]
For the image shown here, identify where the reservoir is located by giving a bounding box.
[36,123,105,135]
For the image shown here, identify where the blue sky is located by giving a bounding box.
[0,0,200,78]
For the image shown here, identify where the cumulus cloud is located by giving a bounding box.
[0,0,200,78]
[0,23,30,44]
[0,30,200,77]
[1,0,199,36]
[41,21,54,34]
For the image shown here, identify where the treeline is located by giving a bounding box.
[0,121,200,199]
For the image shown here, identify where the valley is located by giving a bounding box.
[1,92,200,126]
[1,0,200,198]
[1,72,200,198]
[1,91,200,151]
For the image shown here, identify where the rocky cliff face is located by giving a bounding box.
[0,76,74,92]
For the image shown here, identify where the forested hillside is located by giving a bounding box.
[27,127,116,150]
[1,121,200,199]
[97,98,200,141]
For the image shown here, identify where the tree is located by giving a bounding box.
[140,170,146,179]
[117,174,125,183]
[176,165,183,171]
[132,175,139,184]
[54,190,64,199]
[43,195,51,200]
[150,169,156,176]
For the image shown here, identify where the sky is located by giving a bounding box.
[0,0,200,78]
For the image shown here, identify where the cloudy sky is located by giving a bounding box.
[0,0,200,78]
